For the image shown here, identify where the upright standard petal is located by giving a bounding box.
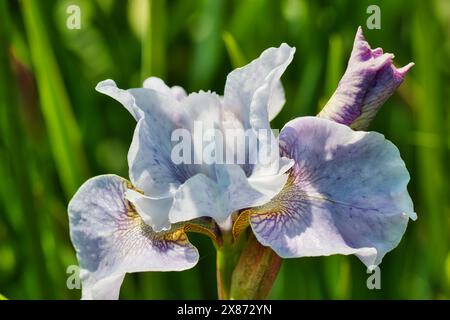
[224,43,295,193]
[96,79,144,121]
[68,175,199,299]
[96,80,195,231]
[318,27,414,130]
[128,117,183,197]
[224,43,295,125]
[248,117,415,268]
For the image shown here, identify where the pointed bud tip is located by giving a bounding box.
[394,62,415,80]
[357,26,364,36]
[355,26,366,43]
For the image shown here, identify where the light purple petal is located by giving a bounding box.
[318,27,414,130]
[250,117,415,267]
[128,118,181,197]
[96,79,188,197]
[68,175,198,300]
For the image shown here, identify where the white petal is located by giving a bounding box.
[143,77,172,95]
[171,86,188,101]
[97,79,187,196]
[68,175,199,300]
[248,156,293,197]
[96,79,144,121]
[182,91,222,126]
[268,81,286,121]
[224,44,295,177]
[81,273,125,300]
[216,164,272,212]
[125,189,173,232]
[224,43,295,125]
[168,164,290,226]
[169,173,227,224]
[143,77,187,101]
[96,78,183,123]
[176,91,236,179]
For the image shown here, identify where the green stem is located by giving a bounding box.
[216,230,246,300]
[216,228,282,300]
[216,232,234,299]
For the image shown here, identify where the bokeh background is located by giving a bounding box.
[1,0,449,299]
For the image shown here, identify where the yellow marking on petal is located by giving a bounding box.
[184,222,219,245]
[232,172,301,238]
[123,179,220,245]
[232,209,252,241]
[232,177,295,239]
[126,180,144,194]
[123,180,142,218]
[163,228,189,244]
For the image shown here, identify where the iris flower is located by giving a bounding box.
[68,27,415,299]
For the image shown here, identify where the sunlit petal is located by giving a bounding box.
[249,117,415,267]
[224,43,295,125]
[68,175,199,299]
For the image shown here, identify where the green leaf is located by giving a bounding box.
[222,32,247,68]
[139,0,167,80]
[21,0,88,198]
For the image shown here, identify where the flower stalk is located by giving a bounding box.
[216,230,245,300]
[230,233,281,300]
[216,227,282,300]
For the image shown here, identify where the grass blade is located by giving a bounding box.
[21,0,88,198]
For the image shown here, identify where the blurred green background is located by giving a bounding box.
[1,0,449,299]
